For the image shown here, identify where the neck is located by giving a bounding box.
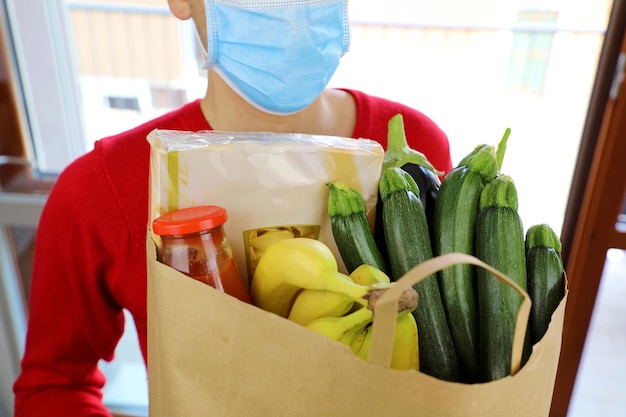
[199,70,356,137]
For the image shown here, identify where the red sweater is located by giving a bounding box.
[13,89,452,415]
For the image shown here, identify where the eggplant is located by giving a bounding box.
[401,163,440,232]
[374,163,440,263]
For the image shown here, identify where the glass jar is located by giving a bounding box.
[152,205,251,304]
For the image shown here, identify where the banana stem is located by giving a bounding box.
[366,287,419,313]
[324,274,389,306]
[325,273,418,313]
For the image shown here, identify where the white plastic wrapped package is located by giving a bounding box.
[147,129,385,283]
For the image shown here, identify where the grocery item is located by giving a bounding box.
[381,114,442,175]
[326,181,389,274]
[354,311,420,371]
[348,263,391,286]
[475,174,529,382]
[250,237,418,318]
[432,144,498,382]
[344,263,420,372]
[399,163,441,232]
[147,129,384,282]
[287,287,355,326]
[245,225,319,279]
[525,223,565,345]
[305,306,375,342]
[374,114,442,279]
[152,205,251,303]
[379,166,460,382]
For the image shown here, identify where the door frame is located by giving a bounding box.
[551,0,626,415]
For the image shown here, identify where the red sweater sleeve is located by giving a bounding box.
[12,147,129,416]
[11,93,447,414]
[13,100,207,416]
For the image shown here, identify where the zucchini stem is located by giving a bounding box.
[496,128,511,172]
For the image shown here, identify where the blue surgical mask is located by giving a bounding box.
[203,0,350,115]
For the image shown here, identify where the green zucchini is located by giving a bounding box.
[525,224,565,345]
[374,113,443,268]
[379,167,460,382]
[475,174,530,382]
[326,181,389,275]
[433,144,497,382]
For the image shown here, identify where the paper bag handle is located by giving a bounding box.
[368,252,531,376]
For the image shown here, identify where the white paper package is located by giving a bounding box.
[147,129,385,283]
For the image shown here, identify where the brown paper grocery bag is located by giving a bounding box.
[147,237,567,417]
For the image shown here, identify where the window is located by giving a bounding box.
[65,0,204,151]
[107,96,140,111]
[3,0,204,175]
[506,9,559,95]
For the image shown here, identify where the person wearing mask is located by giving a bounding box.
[13,0,452,414]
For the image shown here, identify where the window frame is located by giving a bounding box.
[3,0,86,175]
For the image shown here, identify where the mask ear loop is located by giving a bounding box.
[339,0,350,55]
[202,0,220,70]
[218,0,327,7]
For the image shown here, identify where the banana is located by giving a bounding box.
[250,238,418,318]
[340,322,369,353]
[333,265,392,350]
[313,264,418,370]
[289,265,386,326]
[348,252,418,370]
[353,324,373,362]
[305,305,373,341]
[288,288,354,326]
[389,312,420,371]
[347,259,419,371]
[349,263,391,286]
[354,312,419,371]
[345,263,393,313]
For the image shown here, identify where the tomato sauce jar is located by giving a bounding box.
[152,205,251,304]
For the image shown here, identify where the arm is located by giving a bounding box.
[13,150,129,416]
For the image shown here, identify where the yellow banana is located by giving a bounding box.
[354,312,419,371]
[346,263,392,313]
[289,265,384,326]
[340,322,369,353]
[309,264,417,368]
[350,263,417,369]
[250,238,418,318]
[334,265,391,350]
[305,305,373,341]
[288,288,354,326]
[295,257,417,368]
[349,263,391,286]
[389,312,420,371]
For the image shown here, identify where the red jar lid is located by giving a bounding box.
[152,206,228,236]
